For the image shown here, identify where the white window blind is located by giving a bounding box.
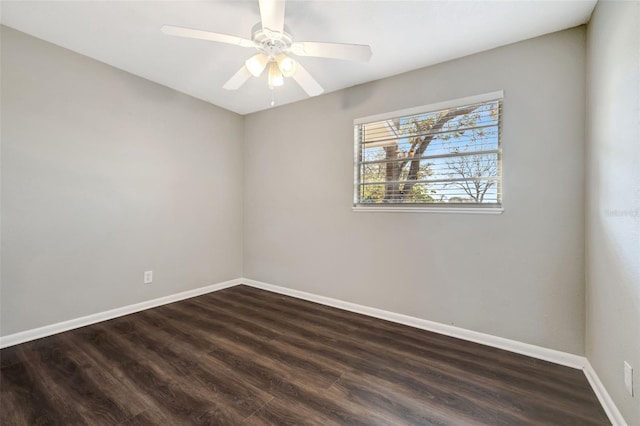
[354,93,503,211]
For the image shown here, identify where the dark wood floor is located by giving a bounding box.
[1,285,609,425]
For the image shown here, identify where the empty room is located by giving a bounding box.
[1,0,638,424]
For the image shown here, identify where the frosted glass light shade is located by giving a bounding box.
[268,62,284,87]
[246,54,268,77]
[277,54,297,77]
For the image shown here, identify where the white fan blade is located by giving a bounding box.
[223,66,252,90]
[292,63,323,97]
[161,25,254,48]
[259,0,285,34]
[289,41,372,62]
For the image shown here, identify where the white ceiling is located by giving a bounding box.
[1,0,596,115]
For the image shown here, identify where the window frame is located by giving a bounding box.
[353,91,504,214]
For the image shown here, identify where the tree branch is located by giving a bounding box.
[400,105,479,198]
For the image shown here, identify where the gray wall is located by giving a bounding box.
[2,25,589,357]
[244,28,587,355]
[586,1,640,422]
[1,26,244,335]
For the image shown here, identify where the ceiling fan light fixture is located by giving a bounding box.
[268,61,284,88]
[246,54,268,77]
[277,54,297,77]
[163,0,371,98]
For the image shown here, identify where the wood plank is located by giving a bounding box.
[0,285,610,425]
[213,286,604,422]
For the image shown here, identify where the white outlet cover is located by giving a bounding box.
[144,271,153,284]
[624,361,634,396]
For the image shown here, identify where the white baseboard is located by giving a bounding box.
[0,278,242,349]
[241,278,587,369]
[241,278,627,426]
[1,276,625,426]
[584,361,628,426]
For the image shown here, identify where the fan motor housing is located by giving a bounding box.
[251,24,292,57]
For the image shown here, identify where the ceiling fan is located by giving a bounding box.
[161,0,372,98]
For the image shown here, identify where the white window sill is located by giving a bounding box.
[352,206,504,214]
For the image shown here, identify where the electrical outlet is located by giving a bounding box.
[624,361,634,396]
[143,270,153,284]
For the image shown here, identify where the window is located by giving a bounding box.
[354,91,503,213]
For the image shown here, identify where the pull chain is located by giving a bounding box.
[270,89,275,107]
